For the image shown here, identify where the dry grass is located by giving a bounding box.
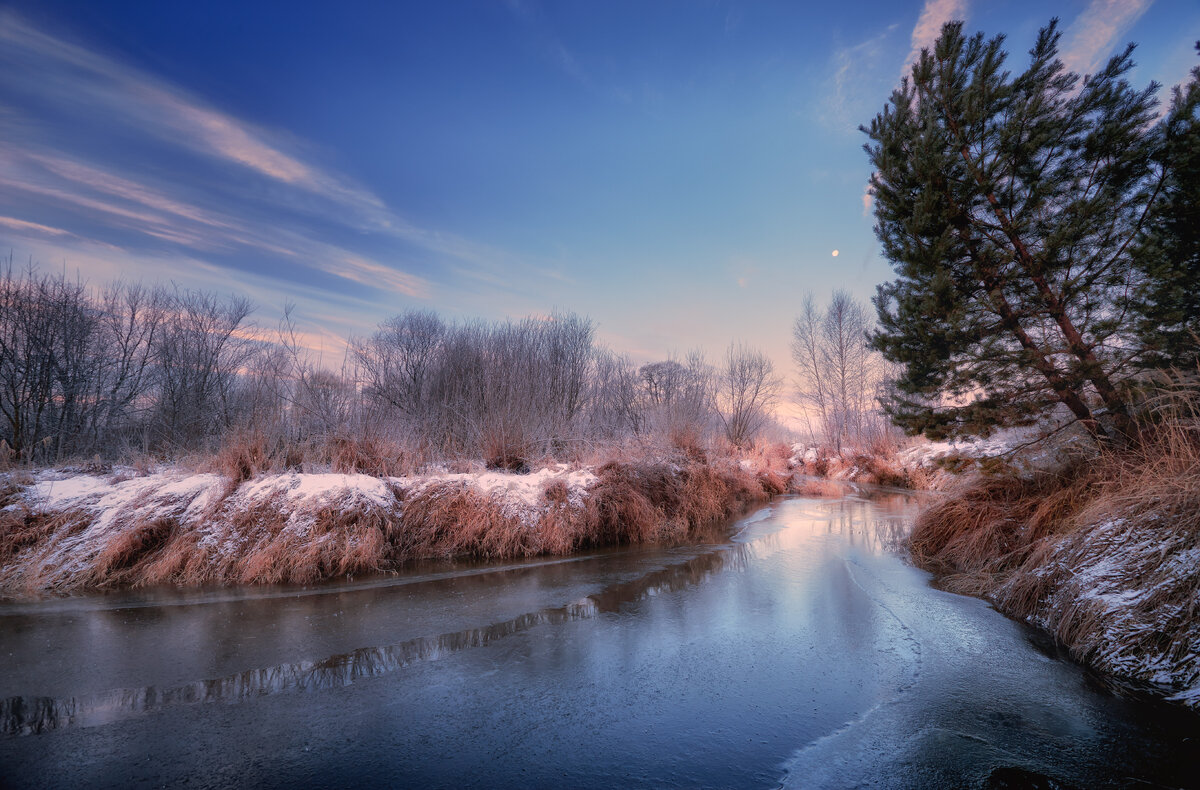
[90,516,178,581]
[0,452,785,595]
[0,475,26,509]
[205,429,421,482]
[788,477,852,498]
[401,483,536,558]
[848,453,911,488]
[581,461,677,546]
[208,431,272,485]
[240,498,404,585]
[0,508,93,591]
[326,434,411,477]
[0,504,39,564]
[907,389,1200,700]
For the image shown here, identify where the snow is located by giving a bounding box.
[14,465,598,526]
[238,473,394,509]
[4,471,230,582]
[23,472,227,535]
[895,428,1029,468]
[1003,513,1200,706]
[405,464,598,511]
[5,463,602,574]
[25,475,114,509]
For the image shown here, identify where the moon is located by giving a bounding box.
[831,249,839,257]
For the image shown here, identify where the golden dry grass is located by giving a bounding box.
[401,483,536,558]
[908,390,1200,696]
[0,453,786,594]
[788,477,851,498]
[0,507,93,592]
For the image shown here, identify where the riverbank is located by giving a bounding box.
[0,453,788,595]
[5,491,1196,789]
[906,417,1200,709]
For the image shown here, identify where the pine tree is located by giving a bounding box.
[863,20,1164,442]
[1134,44,1200,371]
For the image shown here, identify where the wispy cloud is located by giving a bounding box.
[502,0,631,103]
[823,25,898,132]
[322,254,429,299]
[0,10,539,303]
[1060,0,1154,78]
[0,11,384,226]
[1159,38,1200,92]
[902,0,968,80]
[0,216,73,237]
[0,231,385,341]
[1,147,434,298]
[29,153,234,230]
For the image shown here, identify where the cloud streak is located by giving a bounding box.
[0,10,384,224]
[0,216,73,237]
[823,25,898,132]
[1,147,432,299]
[0,11,549,303]
[902,0,968,80]
[1060,0,1154,78]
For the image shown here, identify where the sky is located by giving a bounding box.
[1,0,1197,378]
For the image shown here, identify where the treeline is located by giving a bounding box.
[0,265,781,469]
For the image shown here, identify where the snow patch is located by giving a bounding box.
[403,464,597,512]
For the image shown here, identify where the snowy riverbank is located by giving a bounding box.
[904,423,1200,709]
[0,457,777,594]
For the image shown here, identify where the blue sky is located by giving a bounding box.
[1,0,1197,373]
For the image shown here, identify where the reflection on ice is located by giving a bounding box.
[1,543,751,736]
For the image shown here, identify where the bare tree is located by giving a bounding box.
[791,294,830,441]
[150,288,255,451]
[542,311,593,429]
[356,310,600,465]
[716,343,780,447]
[85,282,165,456]
[638,351,713,440]
[0,268,170,461]
[587,350,643,438]
[0,266,80,461]
[791,290,894,450]
[353,310,445,420]
[0,261,821,467]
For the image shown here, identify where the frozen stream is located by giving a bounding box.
[1,492,1196,788]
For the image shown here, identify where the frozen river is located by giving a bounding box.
[1,491,1196,788]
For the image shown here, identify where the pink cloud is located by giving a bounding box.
[902,0,969,79]
[1060,0,1154,78]
[0,216,73,237]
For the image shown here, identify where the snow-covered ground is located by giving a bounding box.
[784,424,1091,489]
[882,423,1200,708]
[0,464,603,591]
[19,464,598,518]
[999,514,1200,707]
[893,424,1090,472]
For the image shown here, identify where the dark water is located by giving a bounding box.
[1,493,1197,789]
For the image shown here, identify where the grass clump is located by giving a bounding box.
[0,453,785,595]
[907,384,1200,704]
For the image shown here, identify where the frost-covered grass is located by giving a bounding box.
[0,454,779,595]
[785,442,923,489]
[779,424,1095,492]
[908,411,1200,708]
